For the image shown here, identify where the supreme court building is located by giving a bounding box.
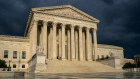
[0,5,124,73]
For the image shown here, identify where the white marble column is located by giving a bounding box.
[71,26,75,60]
[43,21,47,57]
[93,29,98,61]
[67,29,71,60]
[52,23,57,59]
[79,27,83,61]
[75,30,78,60]
[48,27,53,59]
[86,28,91,61]
[59,28,62,59]
[62,24,65,60]
[90,31,93,60]
[32,20,38,55]
[82,31,86,60]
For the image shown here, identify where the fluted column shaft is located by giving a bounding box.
[82,31,86,60]
[79,27,83,61]
[43,21,47,57]
[75,30,78,60]
[71,26,75,60]
[62,25,65,60]
[59,28,62,59]
[52,23,57,59]
[67,30,71,60]
[93,29,98,61]
[32,20,38,55]
[86,28,91,61]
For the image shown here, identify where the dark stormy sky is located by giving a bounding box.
[0,0,140,59]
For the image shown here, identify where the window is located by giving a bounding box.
[13,64,16,68]
[13,51,17,59]
[22,64,25,68]
[22,51,26,59]
[4,50,8,58]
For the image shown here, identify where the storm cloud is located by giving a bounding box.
[0,0,140,58]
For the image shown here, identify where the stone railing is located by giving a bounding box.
[28,53,37,72]
[97,57,122,69]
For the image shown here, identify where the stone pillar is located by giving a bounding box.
[79,27,83,61]
[93,29,98,61]
[86,28,91,61]
[43,21,47,57]
[52,23,57,59]
[48,27,53,59]
[82,31,86,60]
[75,30,78,60]
[62,24,65,60]
[67,29,71,60]
[90,31,93,60]
[59,28,62,59]
[71,26,75,60]
[32,20,38,55]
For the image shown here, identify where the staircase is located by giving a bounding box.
[41,60,124,73]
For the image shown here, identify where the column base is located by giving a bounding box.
[88,59,92,61]
[62,58,67,61]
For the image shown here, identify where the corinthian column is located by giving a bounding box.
[71,26,75,60]
[75,30,78,60]
[43,21,47,57]
[79,27,83,61]
[67,29,71,60]
[32,20,38,55]
[62,24,65,60]
[52,22,57,59]
[93,29,98,61]
[59,28,62,59]
[86,28,91,61]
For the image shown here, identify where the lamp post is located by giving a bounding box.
[8,60,11,71]
[18,52,21,71]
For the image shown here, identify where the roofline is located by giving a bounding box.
[98,44,124,50]
[32,5,100,23]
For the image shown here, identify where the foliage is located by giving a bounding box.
[123,62,136,69]
[0,59,7,68]
[137,61,140,67]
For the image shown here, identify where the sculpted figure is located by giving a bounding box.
[36,46,44,54]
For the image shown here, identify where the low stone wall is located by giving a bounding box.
[0,71,25,78]
[124,68,140,72]
[28,54,37,72]
[98,58,122,69]
[0,68,8,71]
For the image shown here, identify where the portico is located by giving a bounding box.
[25,5,100,61]
[31,20,98,61]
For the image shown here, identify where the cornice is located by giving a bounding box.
[98,44,124,50]
[0,35,29,42]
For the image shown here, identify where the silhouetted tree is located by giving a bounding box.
[123,62,136,69]
[0,59,7,68]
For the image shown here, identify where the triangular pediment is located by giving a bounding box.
[32,5,99,23]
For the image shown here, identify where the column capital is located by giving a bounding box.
[52,22,58,26]
[43,20,48,23]
[79,27,83,31]
[93,28,97,32]
[70,24,75,29]
[86,27,90,31]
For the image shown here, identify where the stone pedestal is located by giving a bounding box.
[34,53,47,73]
[28,52,47,73]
